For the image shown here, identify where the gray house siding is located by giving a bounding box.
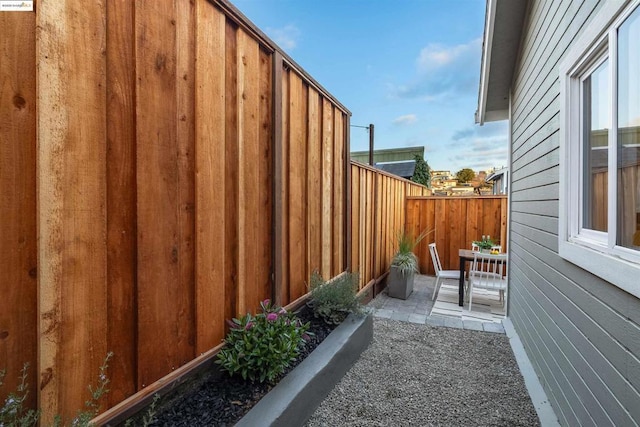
[509,1,640,426]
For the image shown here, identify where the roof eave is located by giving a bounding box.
[476,0,497,125]
[476,0,527,125]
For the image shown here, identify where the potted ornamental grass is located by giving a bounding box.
[388,228,433,299]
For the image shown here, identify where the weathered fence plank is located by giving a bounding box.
[38,1,109,422]
[135,0,196,389]
[195,0,226,352]
[224,19,241,324]
[257,47,274,309]
[237,28,260,315]
[288,71,307,300]
[106,0,137,406]
[321,98,334,278]
[307,90,323,277]
[0,8,37,410]
[333,113,345,275]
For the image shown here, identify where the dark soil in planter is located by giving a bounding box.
[136,305,337,427]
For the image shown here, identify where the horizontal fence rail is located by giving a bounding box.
[0,0,349,422]
[405,196,508,275]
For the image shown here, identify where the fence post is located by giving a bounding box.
[368,123,374,166]
[272,51,285,306]
[345,115,352,272]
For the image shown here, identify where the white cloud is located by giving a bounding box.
[447,122,509,171]
[392,114,417,125]
[389,37,482,101]
[266,24,300,51]
[417,38,481,72]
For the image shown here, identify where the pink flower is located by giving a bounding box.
[279,307,287,315]
[244,321,254,330]
[262,299,271,307]
[266,312,278,322]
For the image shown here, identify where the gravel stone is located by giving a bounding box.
[306,318,540,427]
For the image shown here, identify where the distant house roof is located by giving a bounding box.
[375,161,416,180]
[476,0,527,124]
[350,146,424,164]
[486,167,508,182]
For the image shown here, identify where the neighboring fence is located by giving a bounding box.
[405,196,508,275]
[0,0,349,422]
[350,161,431,290]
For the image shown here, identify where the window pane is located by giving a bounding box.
[583,60,609,232]
[617,6,640,250]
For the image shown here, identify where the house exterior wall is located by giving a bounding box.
[509,1,640,425]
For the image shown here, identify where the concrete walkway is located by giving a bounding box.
[367,274,505,334]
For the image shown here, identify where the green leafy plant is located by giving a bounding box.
[391,228,433,275]
[0,363,40,427]
[216,299,312,384]
[473,237,496,250]
[307,272,363,325]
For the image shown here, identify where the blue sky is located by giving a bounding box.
[232,0,509,173]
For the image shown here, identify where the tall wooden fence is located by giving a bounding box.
[0,0,349,422]
[405,196,508,275]
[350,162,430,290]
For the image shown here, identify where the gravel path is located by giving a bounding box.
[306,317,540,427]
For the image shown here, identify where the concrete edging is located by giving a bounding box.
[503,318,559,426]
[236,313,373,427]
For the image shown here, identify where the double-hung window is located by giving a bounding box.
[559,0,640,296]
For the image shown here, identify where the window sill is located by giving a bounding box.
[559,238,640,299]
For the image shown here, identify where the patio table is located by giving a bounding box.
[458,249,507,306]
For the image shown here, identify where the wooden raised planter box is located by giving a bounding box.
[93,299,373,426]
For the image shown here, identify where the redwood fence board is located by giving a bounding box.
[37,1,110,423]
[106,0,137,407]
[0,8,37,411]
[307,89,322,279]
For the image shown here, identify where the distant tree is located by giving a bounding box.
[455,168,475,184]
[411,154,431,187]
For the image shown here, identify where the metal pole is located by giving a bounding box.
[368,123,375,166]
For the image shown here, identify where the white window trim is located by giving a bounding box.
[559,0,640,298]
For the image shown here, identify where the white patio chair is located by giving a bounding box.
[468,252,507,311]
[429,243,461,301]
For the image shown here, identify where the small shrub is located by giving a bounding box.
[0,363,40,427]
[124,394,159,427]
[307,272,364,325]
[53,351,113,427]
[216,299,312,384]
[1,352,113,427]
